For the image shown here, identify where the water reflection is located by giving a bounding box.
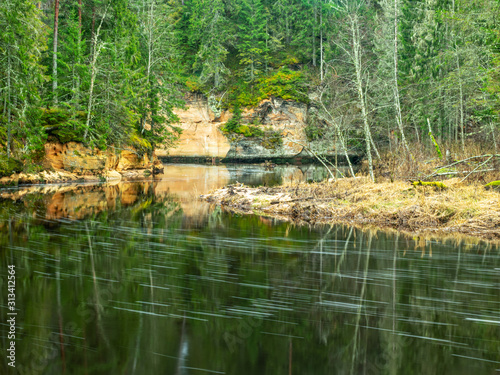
[0,164,498,375]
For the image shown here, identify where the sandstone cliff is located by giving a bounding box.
[0,141,163,186]
[43,141,163,176]
[157,94,310,160]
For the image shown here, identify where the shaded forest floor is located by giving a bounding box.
[201,177,500,243]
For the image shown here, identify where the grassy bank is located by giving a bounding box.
[202,177,500,242]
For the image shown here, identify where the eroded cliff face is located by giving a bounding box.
[156,95,231,158]
[226,97,308,159]
[158,95,309,160]
[0,142,163,186]
[43,142,158,174]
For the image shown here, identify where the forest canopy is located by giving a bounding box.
[0,0,499,176]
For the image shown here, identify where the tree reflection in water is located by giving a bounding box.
[0,166,498,375]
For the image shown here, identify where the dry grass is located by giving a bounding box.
[203,177,500,242]
[369,143,499,184]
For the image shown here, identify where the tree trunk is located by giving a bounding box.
[455,46,465,153]
[319,97,356,178]
[392,0,410,154]
[91,3,96,48]
[84,44,100,140]
[75,0,82,103]
[78,0,82,28]
[320,2,324,82]
[451,0,465,153]
[6,53,12,158]
[143,0,154,132]
[52,0,60,105]
[312,3,317,67]
[84,8,108,140]
[350,15,374,181]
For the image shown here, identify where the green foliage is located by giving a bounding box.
[0,155,22,177]
[129,131,153,153]
[257,68,309,103]
[305,124,325,142]
[0,0,48,158]
[225,65,309,109]
[2,0,500,163]
[41,108,87,143]
[222,106,243,132]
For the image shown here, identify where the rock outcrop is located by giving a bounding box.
[0,141,163,186]
[43,141,160,174]
[156,95,231,158]
[225,97,307,160]
[158,94,309,160]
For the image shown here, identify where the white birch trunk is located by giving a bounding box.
[392,0,410,153]
[84,9,108,140]
[350,14,375,181]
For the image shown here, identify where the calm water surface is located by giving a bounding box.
[0,164,499,375]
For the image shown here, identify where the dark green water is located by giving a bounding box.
[0,164,499,375]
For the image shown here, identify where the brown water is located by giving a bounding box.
[0,164,499,375]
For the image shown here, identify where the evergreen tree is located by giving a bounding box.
[135,0,183,148]
[0,0,47,158]
[237,0,269,81]
[191,0,231,89]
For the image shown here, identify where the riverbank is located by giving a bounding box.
[202,177,500,242]
[0,168,159,187]
[0,141,165,187]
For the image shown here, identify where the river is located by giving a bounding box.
[0,164,499,374]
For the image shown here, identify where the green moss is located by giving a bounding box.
[129,132,153,153]
[260,131,283,149]
[429,132,443,158]
[485,180,500,187]
[412,180,448,189]
[222,106,242,132]
[224,64,309,109]
[485,180,500,190]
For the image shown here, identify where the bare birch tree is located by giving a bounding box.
[332,0,377,181]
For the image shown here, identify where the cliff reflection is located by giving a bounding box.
[0,163,337,222]
[0,164,498,375]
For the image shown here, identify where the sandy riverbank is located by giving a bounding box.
[201,177,500,242]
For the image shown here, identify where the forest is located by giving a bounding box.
[1,0,499,180]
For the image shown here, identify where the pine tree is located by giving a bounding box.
[237,0,269,82]
[191,0,230,89]
[0,0,47,158]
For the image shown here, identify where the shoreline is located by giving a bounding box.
[201,177,500,244]
[0,168,160,188]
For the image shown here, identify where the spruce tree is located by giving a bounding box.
[237,0,269,82]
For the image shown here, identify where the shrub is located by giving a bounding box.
[0,155,23,177]
[41,108,86,143]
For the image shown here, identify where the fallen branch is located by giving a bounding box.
[460,155,493,182]
[270,197,339,205]
[430,168,496,177]
[271,197,314,205]
[411,180,447,189]
[432,154,499,171]
[285,138,337,181]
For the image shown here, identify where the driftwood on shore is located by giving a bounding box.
[202,177,500,243]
